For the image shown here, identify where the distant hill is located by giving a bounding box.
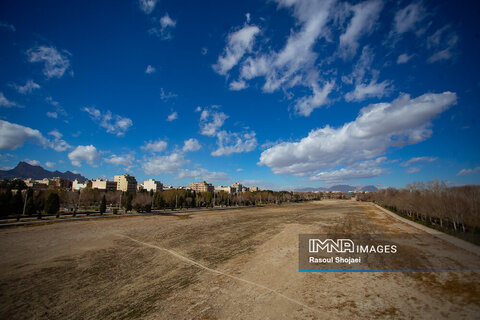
[294,184,378,192]
[0,162,87,182]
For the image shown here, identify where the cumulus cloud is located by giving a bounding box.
[342,46,392,102]
[213,24,260,75]
[0,92,23,108]
[182,138,201,152]
[26,46,71,79]
[198,107,229,136]
[11,80,40,94]
[24,159,41,166]
[456,167,480,177]
[141,139,167,153]
[104,153,135,168]
[392,2,426,36]
[145,65,156,74]
[138,0,158,14]
[339,0,383,57]
[68,145,100,167]
[167,111,178,121]
[309,157,387,182]
[82,106,133,136]
[397,53,413,64]
[46,112,58,119]
[149,13,176,40]
[177,168,230,182]
[345,78,391,102]
[259,92,457,176]
[229,79,248,91]
[294,81,335,116]
[45,161,56,168]
[0,120,48,150]
[400,156,437,167]
[143,152,185,174]
[47,130,71,152]
[211,130,257,156]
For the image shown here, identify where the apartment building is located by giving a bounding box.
[143,179,163,192]
[189,181,214,193]
[91,179,117,191]
[232,182,243,193]
[114,174,138,192]
[215,185,234,193]
[249,186,261,192]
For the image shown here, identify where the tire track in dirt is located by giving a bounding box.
[117,233,324,317]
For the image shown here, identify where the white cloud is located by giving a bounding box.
[45,96,59,107]
[177,168,230,182]
[0,120,48,150]
[141,139,167,153]
[46,112,58,119]
[45,161,56,168]
[309,158,387,182]
[68,145,100,167]
[0,21,15,31]
[457,167,480,176]
[229,79,248,91]
[104,153,135,168]
[0,92,23,108]
[167,111,178,121]
[294,81,335,116]
[339,0,383,57]
[26,46,71,79]
[392,2,426,35]
[138,0,158,14]
[160,88,178,100]
[182,138,201,152]
[201,47,208,55]
[82,106,133,136]
[397,53,413,64]
[47,130,71,152]
[345,78,391,102]
[48,129,63,139]
[149,13,176,40]
[24,159,41,166]
[236,168,244,172]
[198,107,229,136]
[259,92,457,176]
[407,167,420,174]
[213,24,260,75]
[143,152,185,174]
[400,156,437,167]
[11,80,40,94]
[427,26,458,63]
[211,130,257,156]
[145,65,156,74]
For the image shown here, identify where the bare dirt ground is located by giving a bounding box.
[0,200,479,319]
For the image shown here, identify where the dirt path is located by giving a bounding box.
[0,200,478,319]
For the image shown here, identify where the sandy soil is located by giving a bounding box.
[0,200,479,319]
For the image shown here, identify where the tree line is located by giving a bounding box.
[0,179,323,218]
[357,180,480,243]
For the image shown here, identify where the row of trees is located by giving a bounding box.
[0,179,323,217]
[358,180,480,238]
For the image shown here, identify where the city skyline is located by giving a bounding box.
[0,0,479,190]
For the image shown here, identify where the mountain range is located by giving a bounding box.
[0,162,87,182]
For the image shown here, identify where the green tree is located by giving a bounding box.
[100,195,106,214]
[44,193,60,216]
[125,193,133,212]
[25,198,36,216]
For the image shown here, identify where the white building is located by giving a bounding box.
[215,185,234,193]
[72,179,88,191]
[143,179,163,192]
[114,174,137,192]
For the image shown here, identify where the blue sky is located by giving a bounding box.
[0,0,479,190]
